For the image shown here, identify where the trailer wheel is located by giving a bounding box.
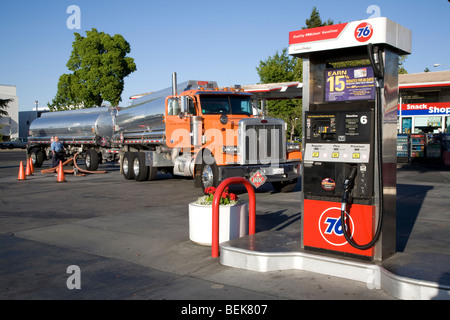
[85,149,99,171]
[30,148,45,168]
[122,152,134,180]
[133,152,149,181]
[200,151,219,192]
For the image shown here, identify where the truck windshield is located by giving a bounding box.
[200,95,252,115]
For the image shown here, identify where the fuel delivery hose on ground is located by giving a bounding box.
[40,158,76,174]
[73,153,108,174]
[40,153,107,175]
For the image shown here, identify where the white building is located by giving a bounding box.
[0,84,19,139]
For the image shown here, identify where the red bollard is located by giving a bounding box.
[212,177,256,258]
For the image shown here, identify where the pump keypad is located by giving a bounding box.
[304,143,370,163]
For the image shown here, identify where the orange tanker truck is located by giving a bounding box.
[114,73,301,192]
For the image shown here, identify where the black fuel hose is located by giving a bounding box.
[341,86,384,251]
[340,45,385,250]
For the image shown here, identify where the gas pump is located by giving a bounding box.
[289,18,411,261]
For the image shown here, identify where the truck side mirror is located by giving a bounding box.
[180,96,188,114]
[167,97,180,116]
[178,96,190,119]
[167,96,190,118]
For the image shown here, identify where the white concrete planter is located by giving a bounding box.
[188,202,248,246]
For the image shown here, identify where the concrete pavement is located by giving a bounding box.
[0,150,449,305]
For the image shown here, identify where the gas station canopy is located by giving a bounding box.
[242,82,303,100]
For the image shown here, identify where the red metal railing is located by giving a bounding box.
[212,177,256,258]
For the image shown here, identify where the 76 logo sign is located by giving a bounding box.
[355,22,373,42]
[324,217,344,236]
[319,207,355,246]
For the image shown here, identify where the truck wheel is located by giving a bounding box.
[30,148,45,168]
[201,152,219,191]
[133,152,149,181]
[122,152,134,180]
[85,149,99,171]
[272,179,298,193]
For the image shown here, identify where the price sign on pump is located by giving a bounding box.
[325,66,376,102]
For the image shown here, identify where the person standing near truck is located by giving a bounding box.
[51,136,65,168]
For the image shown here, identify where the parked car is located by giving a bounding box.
[0,137,28,149]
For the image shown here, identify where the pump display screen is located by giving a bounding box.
[325,66,375,102]
[306,111,373,143]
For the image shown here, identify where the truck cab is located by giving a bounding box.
[164,83,301,192]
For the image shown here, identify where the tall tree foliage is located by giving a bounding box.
[303,6,334,29]
[256,49,302,140]
[49,28,137,111]
[256,7,334,140]
[0,99,12,139]
[0,99,12,117]
[399,56,408,74]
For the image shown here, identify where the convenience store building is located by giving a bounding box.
[398,70,450,134]
[397,70,450,163]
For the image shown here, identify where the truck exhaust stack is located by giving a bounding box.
[172,72,177,96]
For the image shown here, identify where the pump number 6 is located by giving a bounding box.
[360,115,368,125]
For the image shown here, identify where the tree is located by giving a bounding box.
[0,98,12,117]
[256,49,302,140]
[256,7,334,140]
[257,49,301,84]
[49,28,137,111]
[303,6,334,29]
[399,55,408,74]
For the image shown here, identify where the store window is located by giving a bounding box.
[402,117,412,133]
[446,117,450,133]
[402,90,440,104]
[414,116,442,133]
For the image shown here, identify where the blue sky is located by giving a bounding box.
[1,0,449,111]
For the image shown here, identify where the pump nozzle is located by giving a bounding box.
[368,44,384,80]
[343,166,357,192]
[340,164,383,250]
[341,166,357,211]
[347,166,357,183]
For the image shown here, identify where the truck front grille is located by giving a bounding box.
[239,119,286,165]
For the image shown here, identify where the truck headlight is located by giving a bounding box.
[222,146,238,154]
[287,143,301,152]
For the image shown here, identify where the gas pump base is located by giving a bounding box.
[219,231,450,300]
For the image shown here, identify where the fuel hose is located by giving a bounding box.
[40,153,107,175]
[340,44,385,251]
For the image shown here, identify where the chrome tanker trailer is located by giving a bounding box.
[113,80,210,182]
[27,107,120,170]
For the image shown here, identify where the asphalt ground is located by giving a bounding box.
[0,149,449,307]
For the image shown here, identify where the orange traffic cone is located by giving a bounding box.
[29,157,34,174]
[25,158,33,176]
[56,161,66,182]
[18,161,26,180]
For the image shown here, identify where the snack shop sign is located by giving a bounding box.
[399,102,450,116]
